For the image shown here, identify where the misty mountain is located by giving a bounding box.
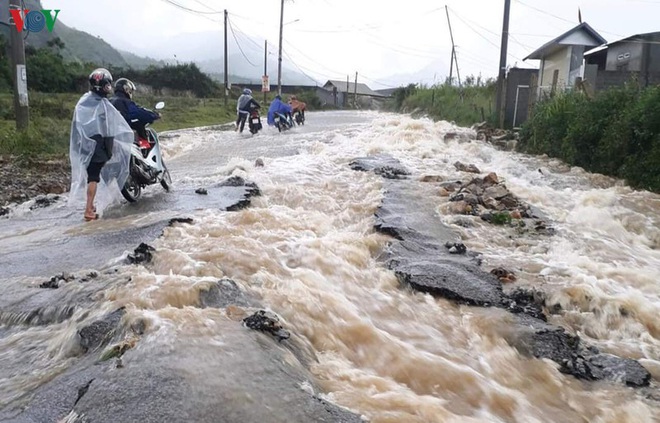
[377,59,449,89]
[127,30,319,86]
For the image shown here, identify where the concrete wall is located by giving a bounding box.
[595,70,660,91]
[540,47,571,88]
[606,42,644,71]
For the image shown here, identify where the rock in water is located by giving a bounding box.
[243,310,291,341]
[127,243,156,264]
[195,188,208,195]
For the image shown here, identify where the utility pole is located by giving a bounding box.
[448,46,454,85]
[277,0,284,96]
[263,40,268,104]
[495,0,511,127]
[445,6,461,88]
[224,9,229,107]
[9,0,29,130]
[354,72,358,107]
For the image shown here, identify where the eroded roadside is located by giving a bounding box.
[0,177,364,423]
[350,153,653,389]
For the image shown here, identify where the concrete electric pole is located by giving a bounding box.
[9,0,29,130]
[495,0,511,127]
[224,9,229,107]
[277,0,284,96]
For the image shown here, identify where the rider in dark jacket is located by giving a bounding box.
[110,78,160,140]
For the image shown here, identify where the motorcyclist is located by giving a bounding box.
[236,88,261,133]
[69,68,134,221]
[288,95,306,123]
[267,95,293,128]
[110,78,160,140]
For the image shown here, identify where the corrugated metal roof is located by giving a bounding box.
[323,80,388,97]
[585,31,660,56]
[524,22,607,61]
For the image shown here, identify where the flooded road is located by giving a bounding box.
[1,111,659,422]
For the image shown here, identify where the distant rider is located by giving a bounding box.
[110,78,160,140]
[267,95,293,128]
[236,88,261,133]
[288,95,306,123]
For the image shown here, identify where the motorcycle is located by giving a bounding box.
[293,110,305,126]
[121,101,172,202]
[274,112,294,132]
[248,107,263,134]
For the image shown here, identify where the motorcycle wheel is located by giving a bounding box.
[160,165,172,192]
[121,174,142,202]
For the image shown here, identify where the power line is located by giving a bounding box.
[449,7,525,63]
[159,0,224,14]
[282,48,326,83]
[514,0,625,38]
[228,19,265,52]
[156,0,220,22]
[189,0,220,12]
[290,7,444,34]
[228,19,259,67]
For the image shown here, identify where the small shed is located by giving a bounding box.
[524,22,606,92]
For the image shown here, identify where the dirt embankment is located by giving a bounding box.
[0,156,70,210]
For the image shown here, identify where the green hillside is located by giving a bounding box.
[0,0,163,69]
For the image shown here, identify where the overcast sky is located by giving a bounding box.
[42,0,660,89]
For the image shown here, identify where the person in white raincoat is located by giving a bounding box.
[69,68,134,221]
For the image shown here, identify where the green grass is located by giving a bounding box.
[402,84,497,127]
[0,92,237,156]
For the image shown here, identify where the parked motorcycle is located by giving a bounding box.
[248,108,263,134]
[274,112,294,132]
[121,101,172,202]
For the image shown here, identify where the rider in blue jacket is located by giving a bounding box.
[110,78,160,139]
[267,95,293,127]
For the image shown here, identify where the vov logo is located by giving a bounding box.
[9,8,60,33]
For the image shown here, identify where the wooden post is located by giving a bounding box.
[333,86,338,107]
[345,75,349,108]
[354,72,358,108]
[527,72,538,119]
[550,69,559,97]
[498,75,507,128]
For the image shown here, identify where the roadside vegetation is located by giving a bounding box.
[388,76,497,126]
[518,83,660,193]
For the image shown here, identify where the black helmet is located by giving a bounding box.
[115,78,136,99]
[89,68,113,96]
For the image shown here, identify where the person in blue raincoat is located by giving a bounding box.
[267,95,293,128]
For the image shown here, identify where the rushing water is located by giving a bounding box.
[1,112,659,422]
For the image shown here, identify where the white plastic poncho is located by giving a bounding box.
[68,92,134,214]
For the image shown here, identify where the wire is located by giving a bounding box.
[514,0,625,38]
[448,7,526,63]
[228,19,259,67]
[282,49,326,83]
[156,0,220,23]
[290,7,443,34]
[159,0,224,14]
[229,18,266,52]
[189,0,221,12]
[284,40,347,76]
